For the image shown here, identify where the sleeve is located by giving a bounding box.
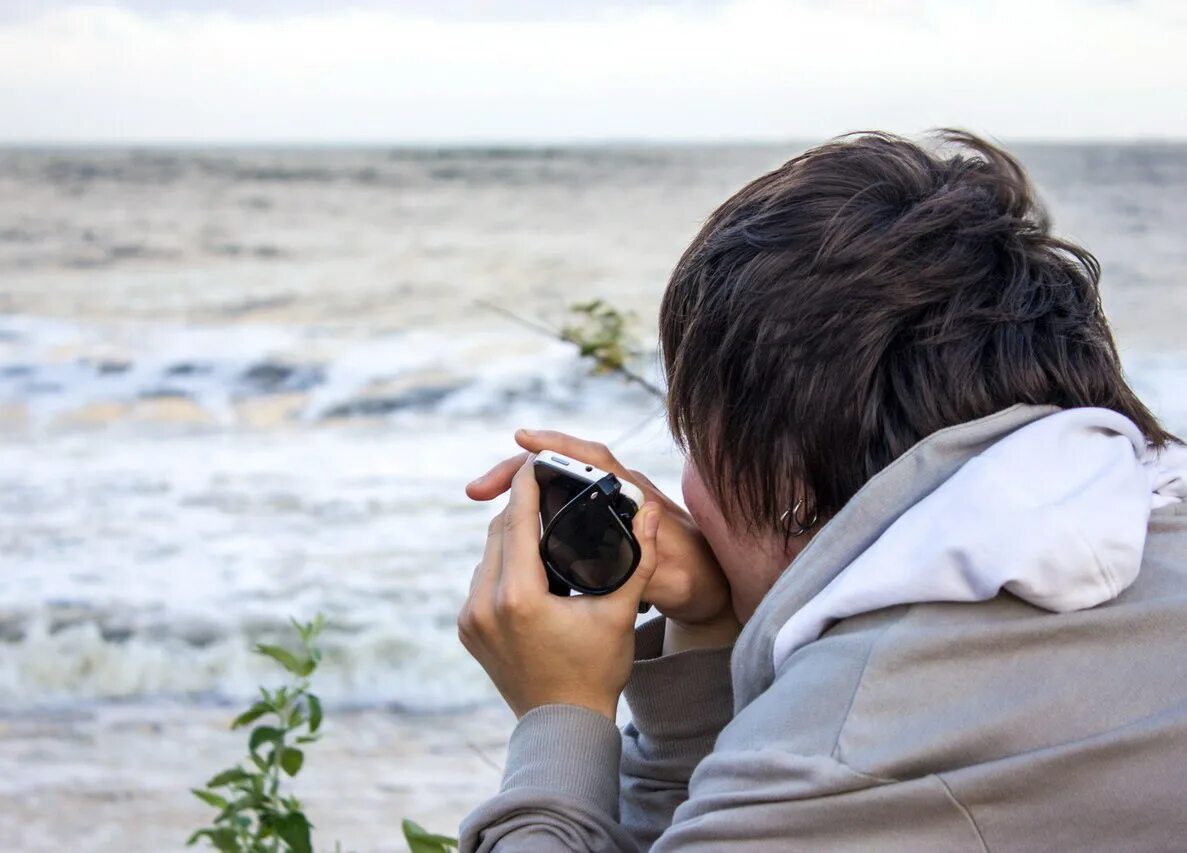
[458,618,735,853]
[458,703,636,852]
[619,617,734,848]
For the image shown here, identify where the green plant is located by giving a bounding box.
[402,819,459,852]
[560,299,663,397]
[188,616,461,853]
[188,615,328,853]
[477,297,664,399]
[560,299,635,375]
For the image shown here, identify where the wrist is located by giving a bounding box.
[515,692,618,722]
[662,613,740,656]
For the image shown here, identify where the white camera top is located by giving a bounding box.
[535,450,645,507]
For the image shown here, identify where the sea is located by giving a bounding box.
[0,142,1185,740]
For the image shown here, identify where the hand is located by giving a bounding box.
[458,456,662,720]
[466,430,738,640]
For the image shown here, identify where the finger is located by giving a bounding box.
[466,452,530,501]
[625,468,676,506]
[469,507,506,603]
[498,455,549,598]
[618,502,663,603]
[515,429,630,480]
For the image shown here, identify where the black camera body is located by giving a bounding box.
[534,451,644,597]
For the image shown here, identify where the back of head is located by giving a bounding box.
[660,129,1173,535]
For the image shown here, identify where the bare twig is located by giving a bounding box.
[610,401,668,448]
[474,299,665,400]
[464,738,504,775]
[475,299,562,340]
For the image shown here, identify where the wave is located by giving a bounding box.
[0,603,493,712]
[0,316,662,430]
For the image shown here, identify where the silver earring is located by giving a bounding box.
[780,499,818,537]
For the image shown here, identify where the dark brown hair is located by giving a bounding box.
[660,129,1174,537]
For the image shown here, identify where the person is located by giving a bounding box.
[456,130,1187,851]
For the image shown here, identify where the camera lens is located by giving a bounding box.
[543,484,637,592]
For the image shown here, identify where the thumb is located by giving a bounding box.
[621,502,662,601]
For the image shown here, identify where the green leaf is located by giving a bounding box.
[403,818,460,852]
[290,616,307,640]
[272,686,290,709]
[206,766,253,788]
[248,725,284,755]
[214,797,248,823]
[186,828,240,852]
[274,811,313,853]
[255,643,305,675]
[294,614,324,638]
[306,695,322,733]
[190,788,228,809]
[295,734,319,744]
[279,747,304,777]
[231,701,271,730]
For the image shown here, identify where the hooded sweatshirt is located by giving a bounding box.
[460,405,1187,851]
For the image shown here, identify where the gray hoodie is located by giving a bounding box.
[460,404,1187,851]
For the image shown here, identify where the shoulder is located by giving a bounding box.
[726,521,1187,780]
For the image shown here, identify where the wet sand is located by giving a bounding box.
[0,703,515,852]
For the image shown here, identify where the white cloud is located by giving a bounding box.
[0,0,1183,142]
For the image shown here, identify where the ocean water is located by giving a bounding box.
[1,143,1186,714]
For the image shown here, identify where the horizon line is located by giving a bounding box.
[3,133,1187,149]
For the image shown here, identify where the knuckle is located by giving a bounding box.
[487,513,504,537]
[456,609,474,642]
[496,588,534,622]
[461,602,494,636]
[458,624,479,654]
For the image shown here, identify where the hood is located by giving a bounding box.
[726,403,1182,711]
[770,407,1187,673]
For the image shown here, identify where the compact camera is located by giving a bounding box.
[534,450,646,598]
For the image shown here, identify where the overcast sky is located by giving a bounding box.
[1,0,1184,143]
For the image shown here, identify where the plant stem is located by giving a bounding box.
[604,365,665,400]
[475,299,562,340]
[474,299,666,400]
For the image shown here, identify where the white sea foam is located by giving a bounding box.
[0,329,683,710]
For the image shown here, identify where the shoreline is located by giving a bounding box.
[0,701,516,851]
